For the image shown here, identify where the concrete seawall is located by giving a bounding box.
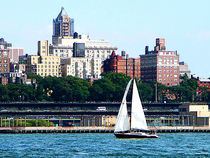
[0,126,210,134]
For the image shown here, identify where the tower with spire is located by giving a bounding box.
[52,7,74,44]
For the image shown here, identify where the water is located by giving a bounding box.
[0,133,209,157]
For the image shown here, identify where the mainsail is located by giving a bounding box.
[131,80,148,130]
[114,79,132,132]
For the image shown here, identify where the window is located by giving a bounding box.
[4,60,7,63]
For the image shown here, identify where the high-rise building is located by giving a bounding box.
[38,40,50,56]
[51,7,117,79]
[0,40,10,75]
[103,51,141,79]
[52,34,117,79]
[61,57,102,79]
[8,47,24,63]
[52,7,74,44]
[141,38,179,86]
[179,61,191,78]
[70,18,74,36]
[26,40,61,77]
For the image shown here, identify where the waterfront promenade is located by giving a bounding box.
[0,126,210,133]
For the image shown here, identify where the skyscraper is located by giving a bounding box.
[141,38,179,86]
[52,7,74,44]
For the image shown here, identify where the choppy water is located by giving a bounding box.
[0,133,209,157]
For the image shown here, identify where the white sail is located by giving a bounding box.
[114,79,132,132]
[131,80,148,131]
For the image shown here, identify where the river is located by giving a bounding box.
[0,133,209,157]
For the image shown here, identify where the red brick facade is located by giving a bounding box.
[192,76,210,98]
[103,51,140,79]
[141,38,179,86]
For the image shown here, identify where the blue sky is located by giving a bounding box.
[1,0,210,78]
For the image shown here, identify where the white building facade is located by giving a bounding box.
[51,34,117,79]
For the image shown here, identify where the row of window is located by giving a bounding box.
[38,65,58,68]
[54,49,111,54]
[159,79,178,82]
[0,69,7,72]
[37,69,58,72]
[0,59,8,63]
[32,57,59,61]
[159,70,178,73]
[0,64,8,67]
[158,61,178,64]
[37,73,58,76]
[159,66,178,69]
[159,74,178,77]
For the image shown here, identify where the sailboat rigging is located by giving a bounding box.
[114,79,158,138]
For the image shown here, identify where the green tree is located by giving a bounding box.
[89,78,115,101]
[0,85,9,102]
[136,80,153,102]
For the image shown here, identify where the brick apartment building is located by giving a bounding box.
[0,39,10,85]
[140,38,179,86]
[8,47,24,63]
[0,42,10,74]
[191,75,210,100]
[103,51,141,79]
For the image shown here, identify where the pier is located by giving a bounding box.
[0,102,209,133]
[0,126,210,134]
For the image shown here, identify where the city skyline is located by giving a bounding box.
[0,0,210,78]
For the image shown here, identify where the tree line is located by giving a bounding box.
[0,72,209,102]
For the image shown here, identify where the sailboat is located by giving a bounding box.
[114,79,158,138]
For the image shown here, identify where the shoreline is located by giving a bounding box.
[0,126,210,134]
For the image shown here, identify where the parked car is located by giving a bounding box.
[96,107,107,111]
